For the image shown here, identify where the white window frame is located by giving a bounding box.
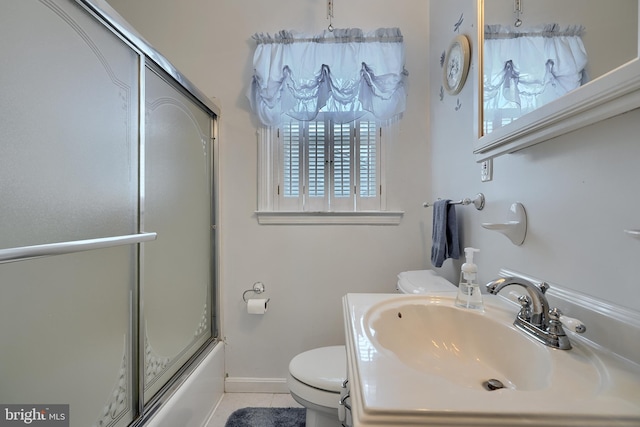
[256,117,403,225]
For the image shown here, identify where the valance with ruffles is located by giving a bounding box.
[483,24,587,132]
[247,28,408,126]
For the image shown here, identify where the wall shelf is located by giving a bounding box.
[482,202,527,246]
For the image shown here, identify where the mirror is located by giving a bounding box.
[474,0,640,160]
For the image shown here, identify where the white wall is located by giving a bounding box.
[107,0,432,384]
[429,2,640,311]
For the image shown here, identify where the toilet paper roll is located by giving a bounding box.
[247,298,269,314]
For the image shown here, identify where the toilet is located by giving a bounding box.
[395,269,458,294]
[287,345,346,427]
[287,270,456,427]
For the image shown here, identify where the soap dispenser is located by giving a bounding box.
[455,247,483,310]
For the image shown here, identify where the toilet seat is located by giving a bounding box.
[288,345,346,410]
[289,345,346,392]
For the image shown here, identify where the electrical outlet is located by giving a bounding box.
[481,159,493,182]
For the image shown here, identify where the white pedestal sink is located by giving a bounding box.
[342,293,640,426]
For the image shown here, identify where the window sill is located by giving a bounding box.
[255,211,404,225]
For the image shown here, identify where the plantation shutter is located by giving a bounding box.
[305,120,327,211]
[331,122,353,211]
[356,120,380,210]
[279,122,302,210]
[277,117,381,212]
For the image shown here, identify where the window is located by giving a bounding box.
[256,117,402,225]
[278,115,380,212]
[249,28,407,224]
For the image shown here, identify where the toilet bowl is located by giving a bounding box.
[287,270,456,426]
[287,345,346,427]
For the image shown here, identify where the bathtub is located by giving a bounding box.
[143,342,225,427]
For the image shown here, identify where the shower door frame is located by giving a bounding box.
[0,1,221,425]
[134,58,220,425]
[79,0,222,422]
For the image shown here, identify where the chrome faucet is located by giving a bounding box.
[485,276,585,350]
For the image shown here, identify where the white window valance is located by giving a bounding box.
[483,24,587,132]
[247,28,408,126]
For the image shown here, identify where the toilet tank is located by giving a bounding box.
[396,270,457,294]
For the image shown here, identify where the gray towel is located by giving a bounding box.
[431,199,461,267]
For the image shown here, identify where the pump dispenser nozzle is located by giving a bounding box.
[455,247,483,310]
[464,247,479,261]
[462,247,480,281]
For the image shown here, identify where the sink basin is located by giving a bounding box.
[343,293,640,426]
[366,301,551,391]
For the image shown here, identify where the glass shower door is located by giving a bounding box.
[1,2,218,425]
[141,66,214,402]
[0,1,140,426]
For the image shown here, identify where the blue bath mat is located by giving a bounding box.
[224,407,306,427]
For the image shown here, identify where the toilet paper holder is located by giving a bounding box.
[242,281,269,303]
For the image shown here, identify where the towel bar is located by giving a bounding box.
[0,232,158,265]
[423,193,485,210]
[625,229,640,239]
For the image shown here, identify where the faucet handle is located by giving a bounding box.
[549,308,586,333]
[517,295,532,321]
[539,281,550,294]
[559,314,586,333]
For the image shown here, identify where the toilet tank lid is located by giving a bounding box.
[289,346,346,393]
[397,270,456,294]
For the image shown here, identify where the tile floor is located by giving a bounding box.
[205,393,303,427]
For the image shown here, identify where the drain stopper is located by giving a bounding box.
[483,379,505,391]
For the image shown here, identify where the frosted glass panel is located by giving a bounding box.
[1,1,217,425]
[0,247,135,427]
[142,67,213,401]
[0,0,139,250]
[0,2,139,426]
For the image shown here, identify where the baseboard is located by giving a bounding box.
[224,376,290,393]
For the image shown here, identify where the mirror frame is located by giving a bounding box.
[474,0,640,161]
